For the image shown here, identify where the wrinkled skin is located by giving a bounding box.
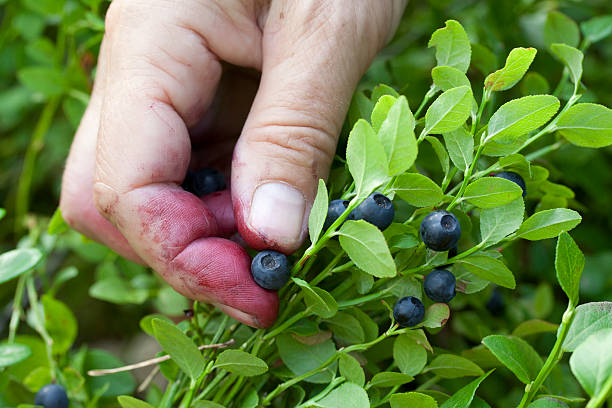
[60,0,407,328]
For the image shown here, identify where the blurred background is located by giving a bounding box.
[0,0,611,406]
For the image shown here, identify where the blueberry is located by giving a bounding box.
[393,296,425,328]
[251,250,290,291]
[34,384,69,408]
[419,211,461,251]
[353,193,394,230]
[486,288,505,315]
[448,246,458,258]
[182,168,226,196]
[494,171,526,197]
[424,269,456,303]
[323,199,355,231]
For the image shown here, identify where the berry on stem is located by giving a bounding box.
[182,168,226,196]
[424,269,456,303]
[34,384,69,408]
[419,211,461,251]
[323,199,354,231]
[353,193,394,230]
[494,171,526,197]
[393,296,425,328]
[251,250,290,291]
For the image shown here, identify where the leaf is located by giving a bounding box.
[378,96,418,175]
[462,177,523,209]
[391,392,438,408]
[193,401,227,408]
[214,350,268,376]
[521,72,551,96]
[41,295,77,354]
[516,208,582,240]
[293,278,338,319]
[425,354,484,378]
[563,302,612,351]
[0,208,5,220]
[443,127,474,171]
[117,396,155,408]
[369,372,414,388]
[151,318,205,381]
[581,15,612,44]
[371,84,400,103]
[371,95,396,132]
[569,328,612,396]
[339,354,365,386]
[393,334,427,376]
[392,173,443,207]
[550,44,583,87]
[309,179,328,244]
[485,95,560,143]
[316,383,369,408]
[338,220,396,278]
[89,277,149,305]
[471,43,498,75]
[425,136,450,175]
[440,371,492,408]
[555,232,584,306]
[428,20,471,73]
[348,92,374,128]
[555,103,612,148]
[512,319,559,338]
[0,343,31,368]
[499,154,532,178]
[482,335,542,384]
[84,349,135,397]
[346,119,388,198]
[485,48,537,92]
[527,398,569,408]
[324,312,365,344]
[48,207,69,235]
[423,86,472,135]
[432,66,471,91]
[480,198,525,246]
[0,248,43,284]
[457,254,516,289]
[544,11,580,49]
[17,66,66,97]
[421,303,450,328]
[276,333,336,384]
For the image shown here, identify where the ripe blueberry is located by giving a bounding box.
[486,288,505,315]
[424,269,456,303]
[34,384,69,408]
[494,171,526,197]
[251,250,290,291]
[323,199,355,231]
[393,296,425,328]
[182,168,226,196]
[419,211,461,251]
[353,193,394,230]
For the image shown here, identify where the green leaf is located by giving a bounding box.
[392,173,443,207]
[293,278,338,318]
[421,303,450,328]
[369,372,414,388]
[371,84,400,103]
[457,254,516,289]
[563,302,612,351]
[0,208,5,221]
[485,95,560,143]
[48,207,69,235]
[527,398,569,408]
[151,318,205,381]
[378,96,417,175]
[117,396,155,408]
[555,232,584,306]
[425,136,450,175]
[348,92,374,128]
[432,66,471,91]
[516,208,582,240]
[544,11,580,49]
[581,15,612,44]
[462,177,523,209]
[214,350,268,376]
[139,314,174,337]
[391,392,438,408]
[428,20,471,73]
[471,43,498,75]
[338,220,395,278]
[482,335,542,384]
[440,371,492,408]
[499,154,532,178]
[0,343,31,368]
[193,402,226,408]
[85,349,135,397]
[17,67,66,97]
[550,44,583,88]
[89,277,149,305]
[393,334,427,376]
[512,319,559,338]
[423,86,472,135]
[443,127,473,171]
[371,95,397,132]
[324,312,365,344]
[569,328,612,396]
[425,354,484,378]
[0,248,43,285]
[276,333,336,384]
[520,72,551,96]
[480,198,525,246]
[317,383,369,408]
[339,354,365,386]
[309,179,328,244]
[41,295,77,354]
[556,103,612,148]
[346,119,388,198]
[485,48,537,92]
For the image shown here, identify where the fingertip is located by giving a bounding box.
[200,190,236,237]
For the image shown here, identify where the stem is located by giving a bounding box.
[471,87,489,136]
[416,375,441,391]
[159,375,185,408]
[586,374,612,408]
[311,252,345,286]
[446,143,485,211]
[414,84,438,119]
[26,276,57,381]
[337,290,390,308]
[8,274,27,343]
[372,385,401,407]
[297,377,346,407]
[441,167,458,193]
[262,309,309,341]
[222,376,246,406]
[195,371,227,401]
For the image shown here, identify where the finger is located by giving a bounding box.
[93,0,277,327]
[201,190,236,237]
[233,1,401,253]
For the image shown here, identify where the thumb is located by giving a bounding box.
[232,2,402,253]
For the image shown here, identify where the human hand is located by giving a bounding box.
[60,0,406,328]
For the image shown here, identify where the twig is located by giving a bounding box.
[87,339,235,376]
[137,366,160,393]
